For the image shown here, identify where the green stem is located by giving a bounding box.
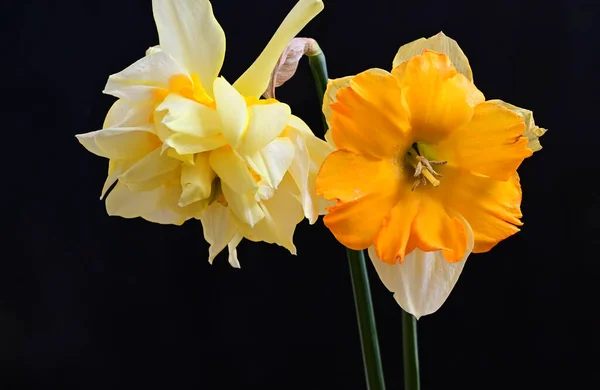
[307,45,328,132]
[401,310,420,390]
[307,44,386,390]
[347,249,387,390]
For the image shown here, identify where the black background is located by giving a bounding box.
[4,0,600,388]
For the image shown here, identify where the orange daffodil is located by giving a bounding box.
[76,0,333,267]
[317,33,545,318]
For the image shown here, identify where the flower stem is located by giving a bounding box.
[307,44,386,390]
[401,310,420,390]
[347,249,387,390]
[306,43,328,131]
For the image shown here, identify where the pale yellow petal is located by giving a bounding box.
[233,0,324,97]
[152,0,225,96]
[285,131,314,222]
[101,160,132,200]
[239,102,291,155]
[200,201,239,264]
[213,77,248,148]
[157,93,221,137]
[76,126,160,160]
[144,184,190,225]
[245,138,295,189]
[104,51,187,101]
[209,146,257,194]
[392,32,473,82]
[286,114,334,166]
[179,153,215,207]
[238,175,304,254]
[221,182,265,227]
[106,182,162,219]
[488,99,547,152]
[368,217,474,319]
[227,233,243,268]
[103,99,154,129]
[322,76,353,131]
[118,148,181,191]
[164,133,227,155]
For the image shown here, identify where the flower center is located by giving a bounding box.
[405,143,447,191]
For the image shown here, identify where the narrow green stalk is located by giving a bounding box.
[306,43,328,132]
[401,310,420,390]
[347,249,387,390]
[307,41,386,390]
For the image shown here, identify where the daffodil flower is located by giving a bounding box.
[76,0,333,267]
[316,32,545,318]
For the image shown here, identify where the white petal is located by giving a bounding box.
[239,102,291,155]
[200,201,238,264]
[238,174,303,254]
[180,153,215,207]
[213,77,248,148]
[104,51,187,100]
[368,217,475,319]
[392,31,473,82]
[157,94,221,137]
[76,126,159,160]
[245,138,295,189]
[227,233,243,268]
[221,182,265,227]
[118,148,181,191]
[233,0,324,97]
[209,146,256,194]
[152,0,225,96]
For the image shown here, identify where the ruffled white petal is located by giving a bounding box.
[152,0,225,96]
[104,51,187,101]
[233,0,324,97]
[368,217,474,319]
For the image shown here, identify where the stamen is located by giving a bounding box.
[407,149,447,191]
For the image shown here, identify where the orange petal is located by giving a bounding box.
[438,101,532,181]
[317,150,403,250]
[374,191,420,264]
[316,149,401,203]
[323,193,398,250]
[330,69,411,158]
[435,167,524,253]
[407,196,469,262]
[392,50,485,143]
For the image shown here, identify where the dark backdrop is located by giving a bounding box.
[4,0,599,388]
